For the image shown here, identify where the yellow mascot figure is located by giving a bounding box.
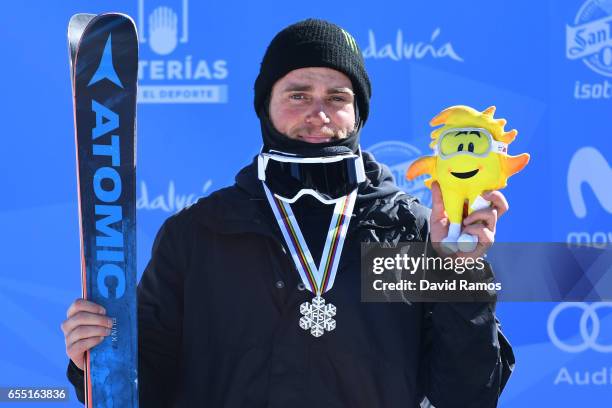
[406,105,530,253]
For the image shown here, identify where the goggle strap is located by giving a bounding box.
[355,154,366,183]
[257,152,366,181]
[257,154,266,181]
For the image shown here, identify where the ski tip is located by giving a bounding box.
[68,13,96,89]
[68,13,96,36]
[67,13,96,58]
[69,13,137,40]
[97,12,138,30]
[68,11,139,95]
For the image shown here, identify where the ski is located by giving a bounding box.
[68,13,139,408]
[68,13,95,86]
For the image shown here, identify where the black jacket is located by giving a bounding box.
[67,152,514,407]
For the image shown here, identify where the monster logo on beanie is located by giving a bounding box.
[340,28,359,54]
[254,19,372,155]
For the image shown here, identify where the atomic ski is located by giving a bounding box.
[68,13,139,408]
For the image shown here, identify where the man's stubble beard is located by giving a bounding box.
[289,123,356,141]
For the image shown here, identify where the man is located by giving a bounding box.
[62,19,514,407]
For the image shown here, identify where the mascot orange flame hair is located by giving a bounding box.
[406,105,530,253]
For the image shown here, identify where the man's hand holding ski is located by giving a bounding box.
[61,299,112,371]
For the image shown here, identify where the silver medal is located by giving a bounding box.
[299,296,336,337]
[263,184,356,339]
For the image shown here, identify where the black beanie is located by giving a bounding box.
[254,19,371,155]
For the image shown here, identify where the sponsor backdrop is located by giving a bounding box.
[0,0,610,406]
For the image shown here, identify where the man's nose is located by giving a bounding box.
[306,105,331,125]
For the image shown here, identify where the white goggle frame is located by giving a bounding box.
[257,150,366,204]
[433,127,508,159]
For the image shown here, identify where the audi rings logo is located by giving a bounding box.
[547,302,612,353]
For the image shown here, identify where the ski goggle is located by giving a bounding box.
[433,127,508,159]
[257,150,366,204]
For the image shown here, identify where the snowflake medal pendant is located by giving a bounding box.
[299,295,337,337]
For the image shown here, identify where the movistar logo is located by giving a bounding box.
[567,147,612,218]
[89,34,124,88]
[341,28,359,54]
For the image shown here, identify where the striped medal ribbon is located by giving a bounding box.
[263,183,357,337]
